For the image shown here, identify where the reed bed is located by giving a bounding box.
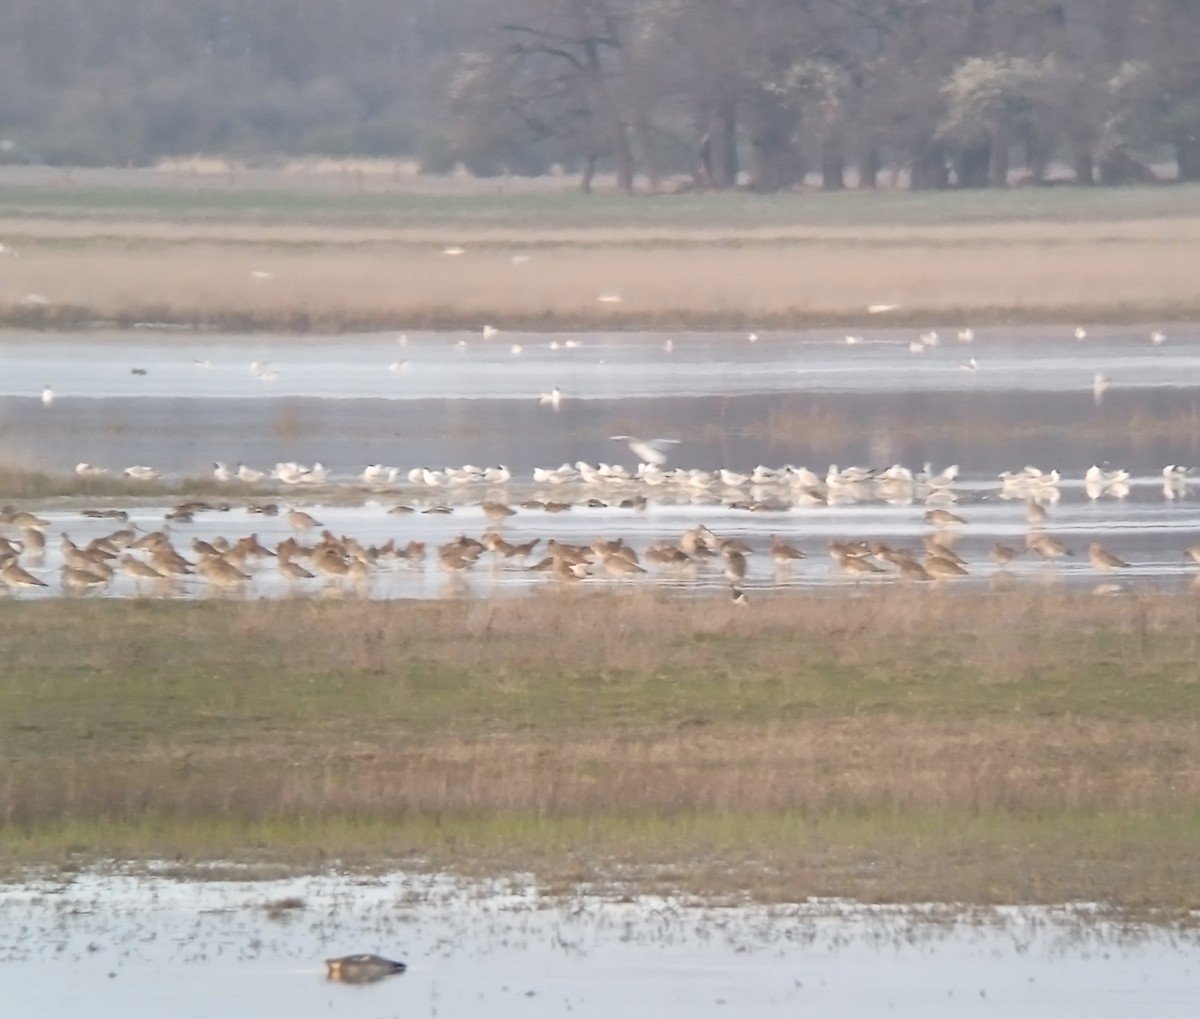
[2,589,1199,907]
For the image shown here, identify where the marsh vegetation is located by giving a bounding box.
[2,589,1199,915]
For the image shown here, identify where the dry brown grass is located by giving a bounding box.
[2,217,1199,331]
[2,588,1200,908]
[7,715,1198,822]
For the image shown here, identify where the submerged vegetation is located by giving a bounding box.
[2,590,1199,914]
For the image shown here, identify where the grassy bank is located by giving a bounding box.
[1,178,1199,331]
[2,589,1199,912]
[3,168,1199,228]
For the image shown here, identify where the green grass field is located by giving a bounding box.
[2,590,1199,915]
[3,175,1200,229]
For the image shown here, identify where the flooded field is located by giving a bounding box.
[3,869,1198,1019]
[5,327,1199,1013]
[1,325,1198,598]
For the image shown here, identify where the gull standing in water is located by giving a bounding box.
[539,387,562,408]
[41,385,54,406]
[610,436,680,466]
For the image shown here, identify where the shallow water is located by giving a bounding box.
[2,870,1198,1019]
[2,326,1199,476]
[6,480,1199,601]
[3,324,1198,401]
[2,326,1199,598]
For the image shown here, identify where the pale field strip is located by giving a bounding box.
[1,228,1197,323]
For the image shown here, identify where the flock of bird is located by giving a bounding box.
[20,323,1195,599]
[2,449,1198,599]
[66,448,1196,509]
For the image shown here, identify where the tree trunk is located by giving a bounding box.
[711,99,739,187]
[988,125,1010,187]
[821,139,845,191]
[1070,140,1094,185]
[746,89,801,192]
[579,154,598,194]
[1176,134,1200,182]
[695,98,738,189]
[1024,129,1050,181]
[570,1,636,194]
[910,140,948,190]
[858,146,881,189]
[612,127,635,194]
[630,107,658,193]
[606,10,659,193]
[955,140,991,188]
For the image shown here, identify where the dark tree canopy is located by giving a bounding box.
[1,0,1197,189]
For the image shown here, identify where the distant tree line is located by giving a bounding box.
[2,0,1198,190]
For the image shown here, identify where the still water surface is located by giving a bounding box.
[1,326,1198,476]
[2,870,1197,1019]
[1,327,1198,598]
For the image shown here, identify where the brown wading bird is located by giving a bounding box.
[1027,533,1072,560]
[325,954,407,983]
[2,560,48,589]
[923,508,967,527]
[989,543,1021,569]
[1088,542,1129,573]
[723,547,748,584]
[769,535,806,567]
[924,555,969,579]
[286,508,322,532]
